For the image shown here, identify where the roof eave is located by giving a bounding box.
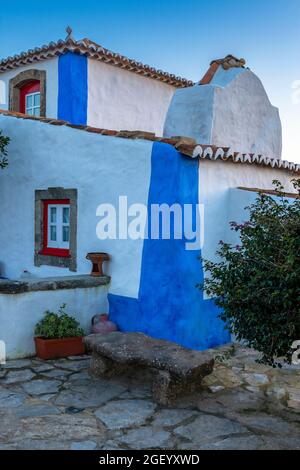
[0,39,194,88]
[0,109,299,176]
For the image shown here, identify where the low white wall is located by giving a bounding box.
[88,58,175,135]
[0,285,108,359]
[0,58,59,118]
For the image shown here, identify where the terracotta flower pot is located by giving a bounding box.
[34,336,85,360]
[86,252,110,277]
[91,314,118,334]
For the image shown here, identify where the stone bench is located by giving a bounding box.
[84,332,215,405]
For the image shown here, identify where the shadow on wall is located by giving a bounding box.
[0,262,8,279]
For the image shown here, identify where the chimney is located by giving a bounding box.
[199,55,246,85]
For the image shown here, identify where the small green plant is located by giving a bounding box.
[35,304,84,339]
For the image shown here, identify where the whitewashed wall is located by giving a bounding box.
[199,159,297,298]
[0,114,297,296]
[0,114,298,358]
[164,67,282,159]
[164,85,215,145]
[0,58,59,118]
[211,68,282,158]
[0,114,152,299]
[0,285,108,359]
[88,58,175,135]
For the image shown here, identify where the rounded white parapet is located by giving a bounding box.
[164,61,282,160]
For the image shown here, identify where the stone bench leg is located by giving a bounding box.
[152,371,180,406]
[90,353,123,378]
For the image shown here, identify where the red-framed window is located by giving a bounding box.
[20,80,41,116]
[41,199,71,258]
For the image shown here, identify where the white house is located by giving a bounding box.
[0,36,299,359]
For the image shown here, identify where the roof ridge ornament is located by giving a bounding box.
[200,54,246,85]
[211,55,246,70]
[65,26,74,42]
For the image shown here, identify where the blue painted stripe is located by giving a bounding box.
[109,142,230,350]
[58,52,87,125]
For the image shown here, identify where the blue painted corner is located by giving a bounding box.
[109,142,230,350]
[58,52,87,125]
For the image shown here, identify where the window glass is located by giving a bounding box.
[50,225,57,241]
[63,226,70,242]
[26,95,33,108]
[34,93,40,107]
[50,207,57,224]
[63,207,70,224]
[25,92,41,117]
[47,203,70,250]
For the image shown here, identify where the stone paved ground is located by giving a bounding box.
[0,345,300,450]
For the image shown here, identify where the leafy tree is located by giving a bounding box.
[200,180,300,367]
[0,130,10,169]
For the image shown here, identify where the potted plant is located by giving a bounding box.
[34,304,85,359]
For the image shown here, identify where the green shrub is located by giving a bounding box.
[200,180,300,367]
[34,304,84,339]
[0,130,10,169]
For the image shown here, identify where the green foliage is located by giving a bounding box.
[200,180,300,367]
[215,344,236,364]
[0,130,10,169]
[34,304,84,339]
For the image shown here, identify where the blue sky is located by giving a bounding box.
[1,0,300,162]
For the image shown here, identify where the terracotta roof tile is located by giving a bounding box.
[0,109,299,176]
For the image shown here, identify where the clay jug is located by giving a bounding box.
[91,314,117,334]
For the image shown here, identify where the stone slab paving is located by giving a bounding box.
[0,345,300,450]
[94,400,156,430]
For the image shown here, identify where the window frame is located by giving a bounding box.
[25,91,41,116]
[9,69,46,117]
[35,188,77,271]
[41,199,71,258]
[19,80,41,115]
